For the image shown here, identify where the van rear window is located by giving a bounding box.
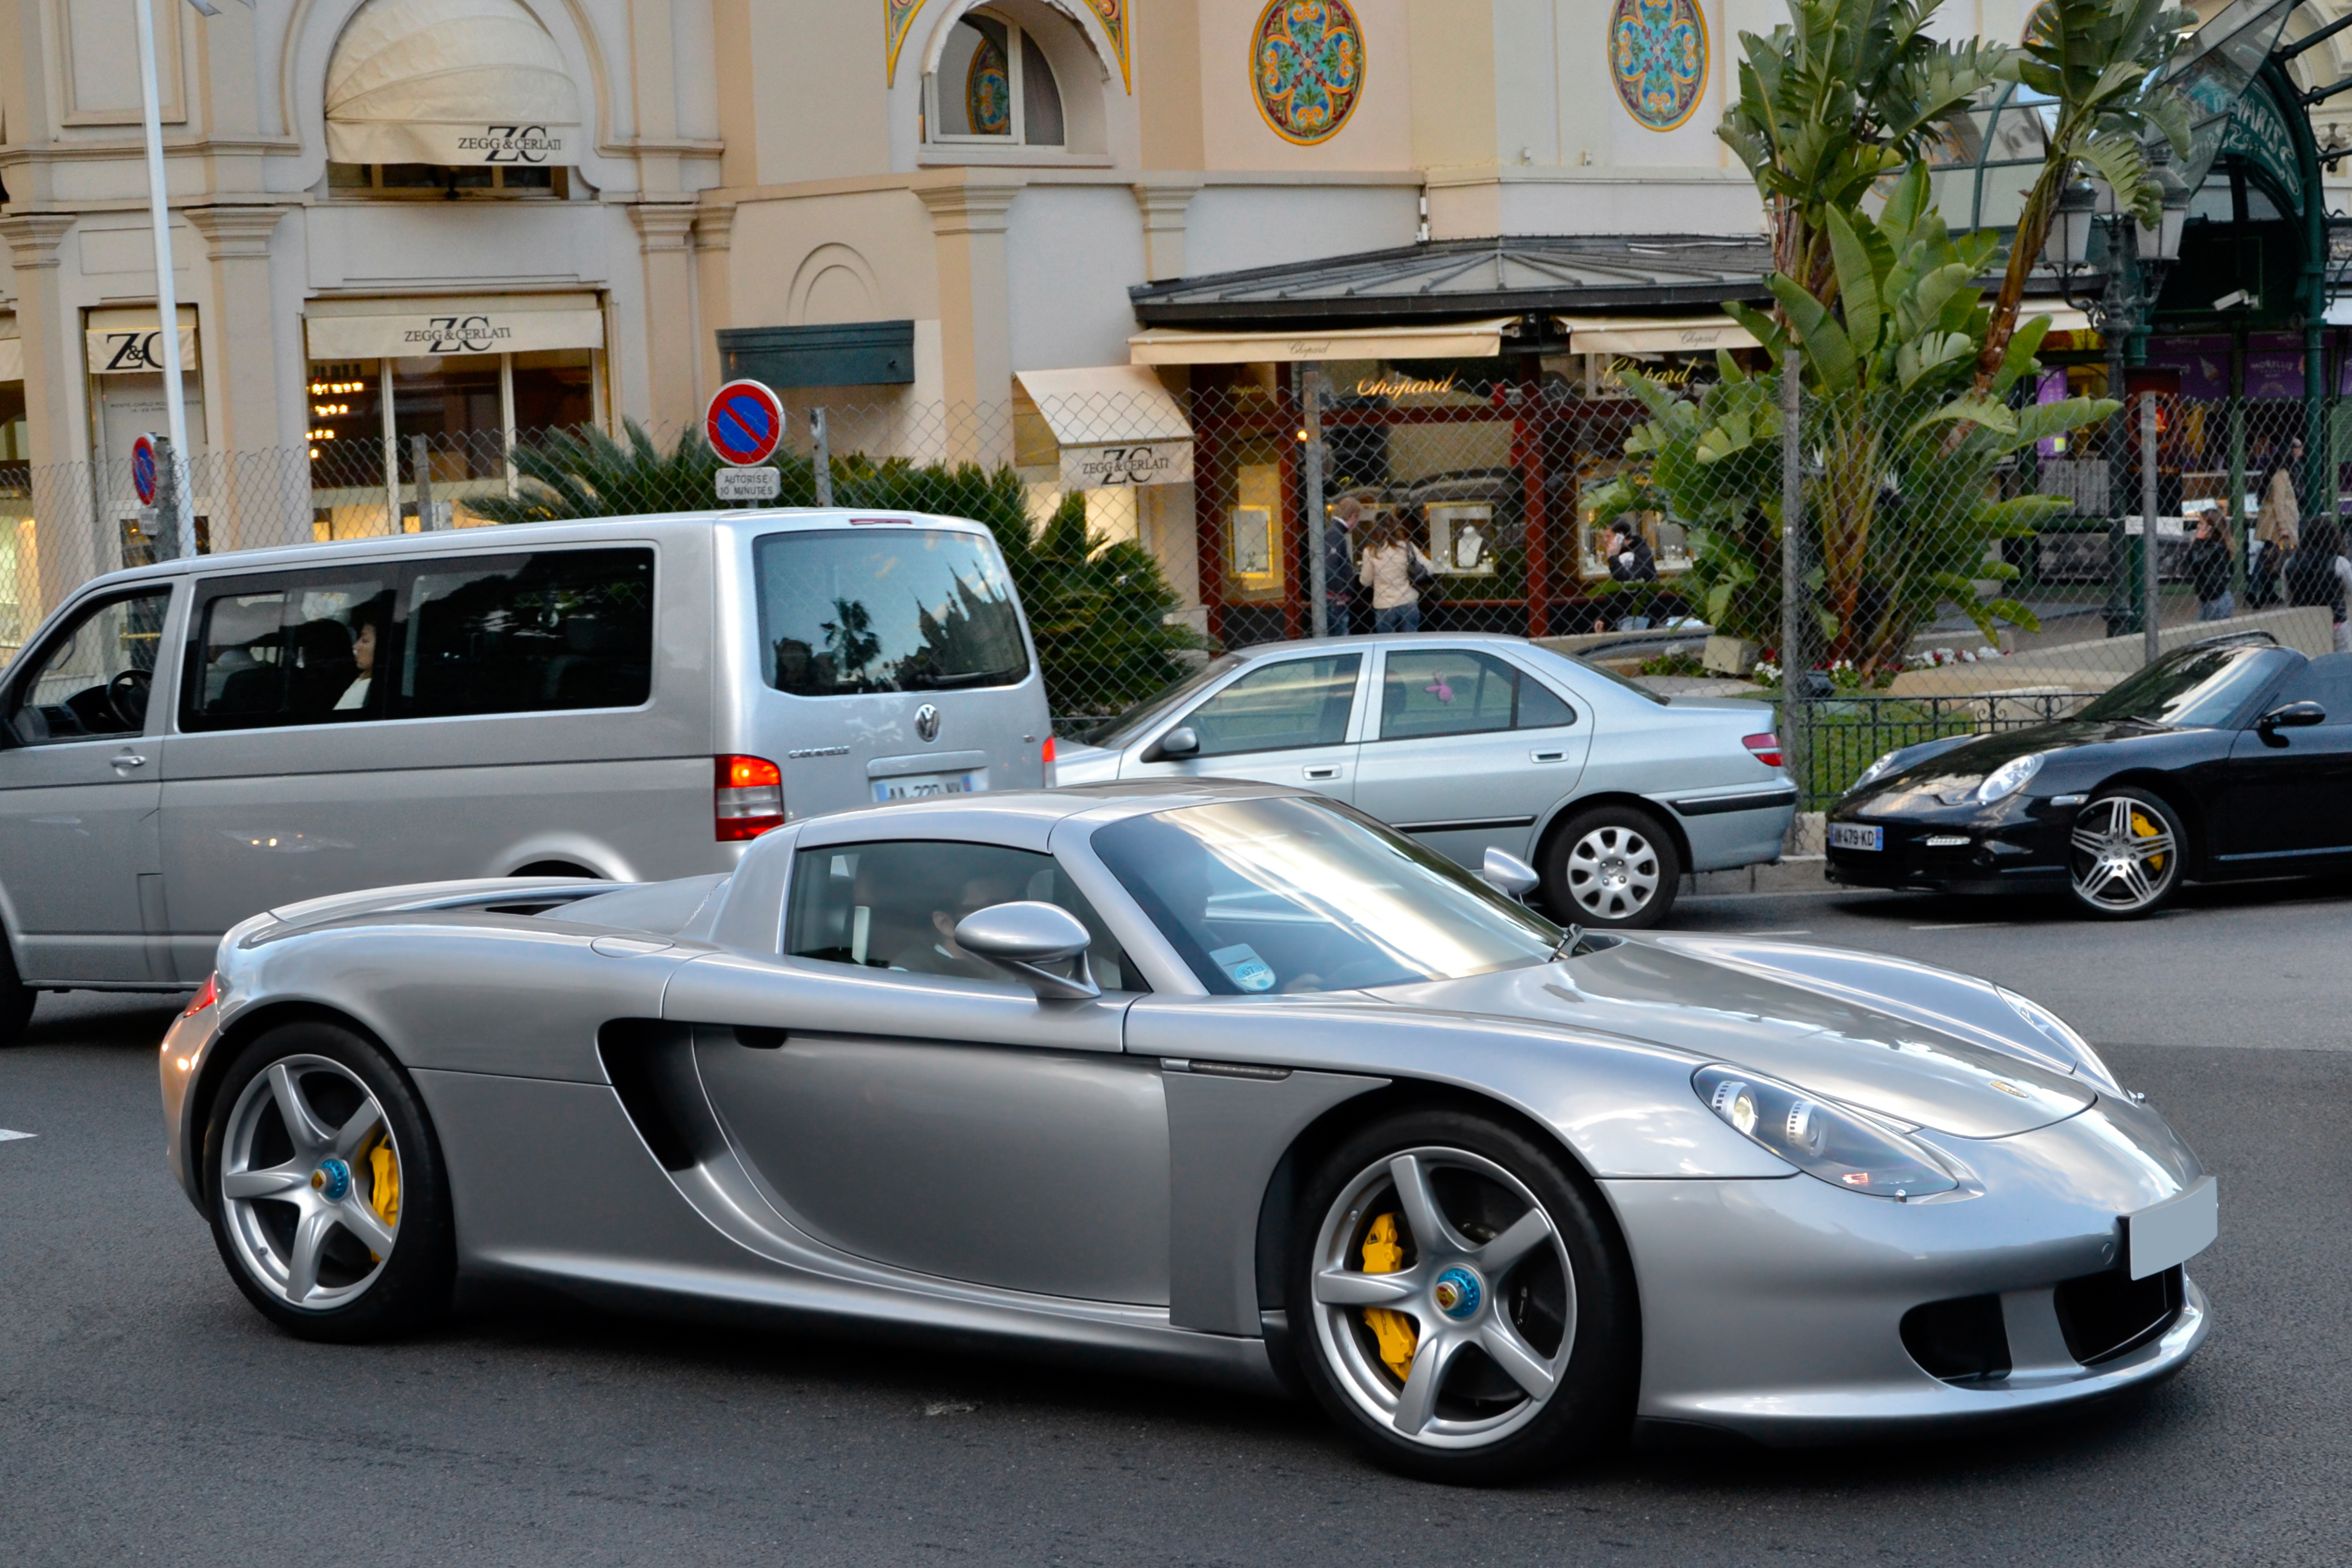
[754,529,1028,696]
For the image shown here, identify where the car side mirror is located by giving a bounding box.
[1145,725,1200,762]
[953,901,1101,1001]
[2258,700,2326,733]
[1480,848,1540,901]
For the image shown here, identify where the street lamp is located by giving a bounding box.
[132,0,246,560]
[2048,150,2193,646]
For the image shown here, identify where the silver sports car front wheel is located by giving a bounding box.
[203,1020,453,1341]
[1288,1109,1637,1483]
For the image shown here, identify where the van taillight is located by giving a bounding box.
[1743,732,1786,769]
[1042,734,1057,786]
[715,755,784,840]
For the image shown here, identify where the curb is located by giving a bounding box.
[1684,856,1828,897]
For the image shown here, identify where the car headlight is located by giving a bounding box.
[1693,1064,1959,1200]
[1848,749,1903,795]
[1974,753,2043,803]
[1996,986,2122,1094]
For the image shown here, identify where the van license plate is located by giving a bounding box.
[1829,823,1883,851]
[874,770,985,802]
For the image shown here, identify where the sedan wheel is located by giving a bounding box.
[1289,1110,1636,1483]
[2067,789,2184,918]
[204,1021,453,1341]
[1544,806,1681,928]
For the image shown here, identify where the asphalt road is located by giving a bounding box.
[3,879,2347,1567]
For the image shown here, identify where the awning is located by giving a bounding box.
[1556,315,1758,354]
[1129,319,1517,365]
[1016,365,1194,488]
[305,292,604,359]
[86,305,199,376]
[2025,305,2094,334]
[326,0,582,167]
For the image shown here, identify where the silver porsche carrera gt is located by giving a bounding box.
[158,780,2214,1483]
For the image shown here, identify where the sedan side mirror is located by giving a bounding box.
[2258,700,2326,733]
[1145,725,1200,762]
[1480,848,1540,901]
[952,901,1101,1001]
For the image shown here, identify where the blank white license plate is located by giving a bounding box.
[873,770,985,802]
[2125,1176,2217,1279]
[1830,823,1883,851]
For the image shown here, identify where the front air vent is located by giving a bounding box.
[1901,1292,2011,1383]
[2054,1263,2183,1366]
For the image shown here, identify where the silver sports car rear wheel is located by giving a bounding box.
[1288,1109,1636,1483]
[204,1021,453,1341]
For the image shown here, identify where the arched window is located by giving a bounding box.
[922,2,1105,157]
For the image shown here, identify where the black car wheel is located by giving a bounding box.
[1542,805,1680,928]
[202,1019,455,1341]
[2067,788,2185,918]
[1286,1108,1639,1484]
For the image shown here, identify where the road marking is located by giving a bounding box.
[1742,928,1814,936]
[1908,921,2012,931]
[0,1129,34,1142]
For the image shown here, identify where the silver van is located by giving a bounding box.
[0,509,1048,1028]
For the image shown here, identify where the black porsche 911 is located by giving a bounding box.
[1826,631,2352,918]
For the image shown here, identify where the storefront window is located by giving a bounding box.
[327,163,566,198]
[511,349,596,440]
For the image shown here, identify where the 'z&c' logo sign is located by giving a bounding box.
[404,315,514,354]
[456,125,560,163]
[103,331,168,372]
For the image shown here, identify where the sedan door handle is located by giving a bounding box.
[1304,766,1342,780]
[110,753,148,769]
[1530,750,1566,764]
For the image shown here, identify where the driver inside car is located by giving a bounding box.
[888,869,1030,981]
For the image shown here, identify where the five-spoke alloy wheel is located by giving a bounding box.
[203,1021,453,1341]
[1288,1110,1635,1483]
[2067,788,2184,918]
[1544,804,1681,929]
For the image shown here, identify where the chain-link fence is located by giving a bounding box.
[1,374,2344,785]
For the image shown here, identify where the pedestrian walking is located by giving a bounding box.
[1607,517,1660,630]
[1322,494,1363,636]
[1357,514,1431,633]
[2187,509,2235,621]
[2252,445,2301,609]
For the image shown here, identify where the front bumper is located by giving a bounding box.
[1605,1095,2211,1445]
[1824,799,2073,893]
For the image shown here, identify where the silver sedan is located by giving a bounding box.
[1054,635,1794,928]
[159,781,2212,1484]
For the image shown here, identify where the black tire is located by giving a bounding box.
[1540,804,1682,929]
[2066,787,2185,919]
[0,935,35,1047]
[201,1019,455,1342]
[1285,1107,1639,1485]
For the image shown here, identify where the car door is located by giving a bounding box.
[1351,646,1589,866]
[666,833,1171,1304]
[0,585,176,984]
[2216,653,2352,864]
[1120,651,1365,799]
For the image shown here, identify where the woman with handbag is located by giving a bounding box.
[1357,514,1434,633]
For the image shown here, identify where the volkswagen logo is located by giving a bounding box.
[914,704,942,743]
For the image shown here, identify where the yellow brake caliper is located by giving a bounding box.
[365,1137,401,1261]
[1360,1212,1418,1380]
[2132,807,2166,874]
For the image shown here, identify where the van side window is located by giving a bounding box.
[402,548,653,717]
[7,589,171,744]
[184,572,394,730]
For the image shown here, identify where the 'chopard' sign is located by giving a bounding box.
[453,125,563,163]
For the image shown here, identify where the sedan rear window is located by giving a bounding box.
[755,529,1028,696]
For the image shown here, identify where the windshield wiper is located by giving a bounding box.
[1549,923,1586,962]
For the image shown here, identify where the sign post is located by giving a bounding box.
[706,378,786,507]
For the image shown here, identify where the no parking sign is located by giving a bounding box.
[131,434,159,505]
[706,380,786,467]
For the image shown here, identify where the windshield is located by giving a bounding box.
[754,528,1030,695]
[1089,796,1561,995]
[1080,653,1245,748]
[2076,644,2290,728]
